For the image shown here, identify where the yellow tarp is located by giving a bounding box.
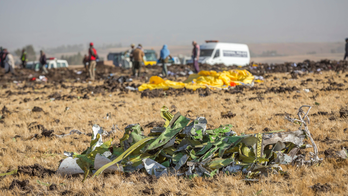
[138,70,255,91]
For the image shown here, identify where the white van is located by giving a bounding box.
[46,58,69,69]
[192,41,250,66]
[26,58,69,71]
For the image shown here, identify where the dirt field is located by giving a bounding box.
[0,67,347,195]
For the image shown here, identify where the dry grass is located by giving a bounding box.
[0,71,347,195]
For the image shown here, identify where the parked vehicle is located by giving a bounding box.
[46,58,69,69]
[181,56,192,65]
[25,61,40,71]
[187,41,250,66]
[108,49,158,68]
[25,58,69,71]
[143,49,157,66]
[107,52,132,68]
[157,57,181,66]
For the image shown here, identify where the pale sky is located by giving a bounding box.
[1,0,347,50]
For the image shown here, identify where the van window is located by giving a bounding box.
[50,63,54,69]
[223,50,248,58]
[57,62,61,68]
[144,51,157,61]
[62,63,67,67]
[200,49,214,57]
[213,50,220,58]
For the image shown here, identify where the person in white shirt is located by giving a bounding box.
[3,49,15,74]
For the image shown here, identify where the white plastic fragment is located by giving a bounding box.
[63,151,74,157]
[303,89,310,93]
[223,165,243,173]
[55,129,85,138]
[337,148,348,159]
[94,153,123,173]
[142,158,168,178]
[191,117,207,135]
[92,125,104,150]
[56,157,84,175]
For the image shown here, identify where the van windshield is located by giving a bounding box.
[145,52,157,61]
[200,49,214,57]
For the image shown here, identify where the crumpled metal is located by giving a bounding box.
[56,105,322,181]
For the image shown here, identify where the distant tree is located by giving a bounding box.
[42,44,85,54]
[61,52,84,65]
[259,50,281,57]
[14,45,37,61]
[249,50,257,58]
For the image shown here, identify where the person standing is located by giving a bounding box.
[21,49,27,68]
[0,47,5,68]
[131,44,144,77]
[39,50,48,74]
[344,38,348,60]
[88,42,97,80]
[82,54,89,74]
[3,49,15,74]
[124,44,135,68]
[192,41,200,73]
[129,44,135,68]
[159,45,171,77]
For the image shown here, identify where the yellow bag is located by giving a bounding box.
[138,70,255,91]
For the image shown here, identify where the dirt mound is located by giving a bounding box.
[32,106,43,112]
[140,88,212,99]
[339,107,348,118]
[144,121,164,128]
[9,179,31,191]
[221,111,236,119]
[41,129,54,137]
[49,184,58,191]
[17,164,55,177]
[311,183,331,193]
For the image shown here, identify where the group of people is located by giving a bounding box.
[0,47,49,75]
[123,43,145,77]
[158,41,200,77]
[125,41,201,78]
[2,38,346,79]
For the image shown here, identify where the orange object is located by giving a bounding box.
[230,81,237,87]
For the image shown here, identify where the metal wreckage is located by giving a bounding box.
[57,105,325,181]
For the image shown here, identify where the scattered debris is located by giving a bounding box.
[138,70,255,91]
[54,105,322,181]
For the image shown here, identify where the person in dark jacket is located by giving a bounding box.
[0,47,5,68]
[39,50,48,74]
[192,41,200,73]
[82,54,89,74]
[344,38,348,60]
